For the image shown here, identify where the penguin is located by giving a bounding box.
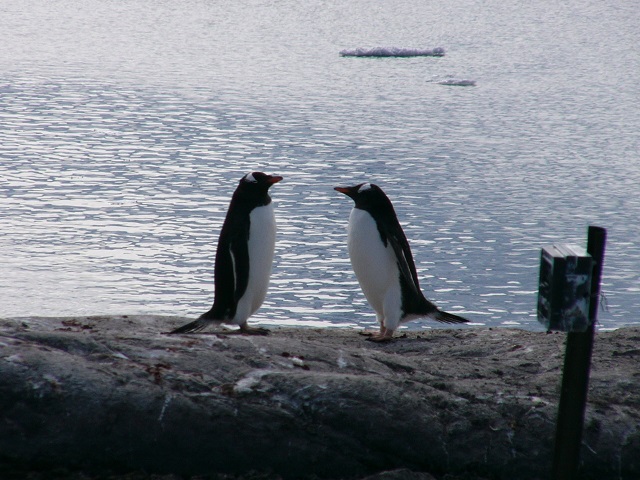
[170,172,283,335]
[334,182,468,342]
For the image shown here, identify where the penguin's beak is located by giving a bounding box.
[334,186,356,198]
[267,175,283,184]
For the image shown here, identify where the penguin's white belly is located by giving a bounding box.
[233,203,276,324]
[347,208,401,318]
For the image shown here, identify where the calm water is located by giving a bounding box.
[1,0,638,331]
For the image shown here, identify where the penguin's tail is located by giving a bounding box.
[434,309,469,324]
[167,313,221,334]
[168,319,208,334]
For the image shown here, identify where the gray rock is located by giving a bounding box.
[0,315,638,479]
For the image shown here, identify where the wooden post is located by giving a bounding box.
[552,226,606,479]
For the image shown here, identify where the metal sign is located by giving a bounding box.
[537,244,594,332]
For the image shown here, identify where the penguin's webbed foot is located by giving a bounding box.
[363,325,394,342]
[358,330,377,337]
[365,334,394,343]
[239,324,270,336]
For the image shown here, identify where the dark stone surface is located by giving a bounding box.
[1,315,638,479]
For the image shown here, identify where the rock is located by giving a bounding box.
[0,315,638,480]
[361,468,438,480]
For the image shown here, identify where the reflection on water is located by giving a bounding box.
[1,0,639,331]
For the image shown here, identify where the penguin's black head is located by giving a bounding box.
[233,172,282,206]
[240,172,283,189]
[334,183,394,212]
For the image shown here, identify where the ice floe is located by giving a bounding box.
[340,47,445,57]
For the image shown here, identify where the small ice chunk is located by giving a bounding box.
[340,47,445,57]
[438,79,476,86]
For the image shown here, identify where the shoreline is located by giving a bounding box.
[1,315,638,479]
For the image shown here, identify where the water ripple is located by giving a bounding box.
[1,0,639,330]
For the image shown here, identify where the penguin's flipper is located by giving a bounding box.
[210,223,251,318]
[384,226,422,296]
[228,233,250,303]
[435,309,469,324]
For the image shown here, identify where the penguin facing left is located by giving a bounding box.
[170,172,283,335]
[334,182,469,342]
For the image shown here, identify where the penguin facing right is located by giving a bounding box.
[170,172,282,335]
[334,182,468,342]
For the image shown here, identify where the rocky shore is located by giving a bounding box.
[1,315,638,479]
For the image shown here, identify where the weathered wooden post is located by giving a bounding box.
[537,226,606,480]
